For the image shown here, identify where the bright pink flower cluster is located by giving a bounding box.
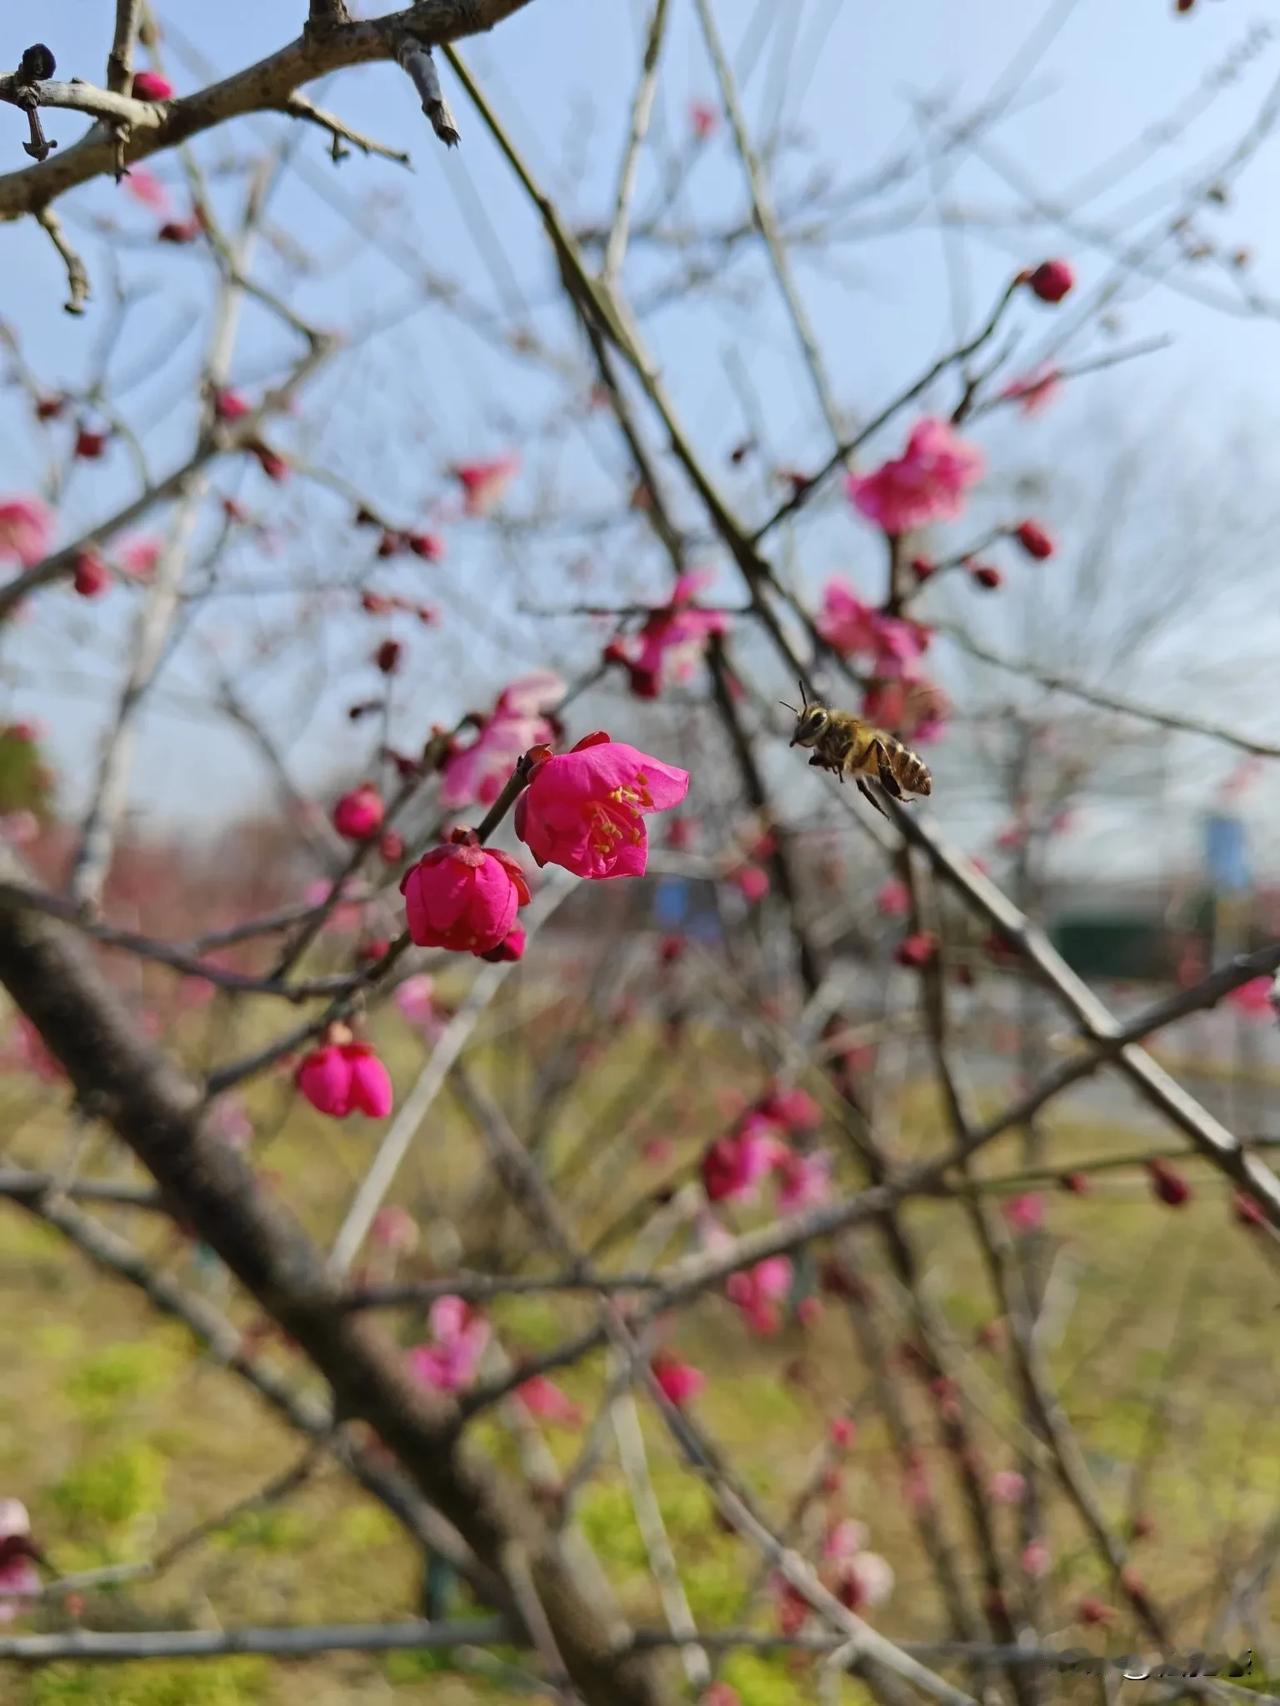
[516,732,689,880]
[817,580,932,681]
[604,571,728,699]
[846,417,983,535]
[440,671,564,810]
[700,1085,829,1210]
[401,832,531,955]
[295,1041,393,1120]
[408,1296,489,1393]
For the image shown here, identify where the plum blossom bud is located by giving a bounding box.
[894,931,937,969]
[911,555,936,583]
[401,833,531,955]
[1001,1192,1044,1234]
[970,562,1002,590]
[158,217,200,244]
[988,1469,1027,1505]
[332,783,384,841]
[1020,1538,1052,1578]
[1146,1158,1191,1208]
[1014,519,1055,560]
[73,550,110,598]
[1026,259,1075,303]
[1059,1170,1091,1195]
[213,389,250,422]
[1232,1190,1265,1228]
[296,1042,393,1119]
[407,531,445,560]
[689,99,718,140]
[375,639,402,674]
[379,830,405,863]
[132,70,174,99]
[74,426,107,460]
[651,1353,705,1408]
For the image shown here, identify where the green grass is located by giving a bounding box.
[1,1026,1278,1706]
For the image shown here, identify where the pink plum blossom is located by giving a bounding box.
[408,1296,489,1393]
[515,732,689,880]
[726,1256,792,1335]
[0,497,53,569]
[394,975,438,1030]
[846,418,984,534]
[774,1147,832,1212]
[700,1118,782,1204]
[441,672,564,810]
[606,571,728,699]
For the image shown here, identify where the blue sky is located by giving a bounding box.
[1,0,1278,875]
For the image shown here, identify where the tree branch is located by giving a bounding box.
[0,1,539,221]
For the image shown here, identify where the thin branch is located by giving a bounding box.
[602,0,671,285]
[0,1621,510,1664]
[941,622,1280,760]
[107,1,144,93]
[35,205,91,314]
[281,91,412,164]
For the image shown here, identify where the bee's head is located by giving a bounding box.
[790,704,830,749]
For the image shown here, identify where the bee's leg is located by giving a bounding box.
[874,743,905,802]
[856,777,889,818]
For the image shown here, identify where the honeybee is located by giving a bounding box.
[784,683,932,818]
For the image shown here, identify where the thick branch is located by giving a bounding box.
[0,1,538,221]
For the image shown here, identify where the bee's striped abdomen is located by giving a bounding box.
[886,738,932,797]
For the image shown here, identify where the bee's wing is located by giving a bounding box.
[856,778,889,819]
[875,743,905,801]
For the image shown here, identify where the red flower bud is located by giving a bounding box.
[1146,1158,1191,1208]
[74,427,107,460]
[72,549,110,598]
[1026,259,1075,303]
[1014,519,1055,560]
[970,562,1003,590]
